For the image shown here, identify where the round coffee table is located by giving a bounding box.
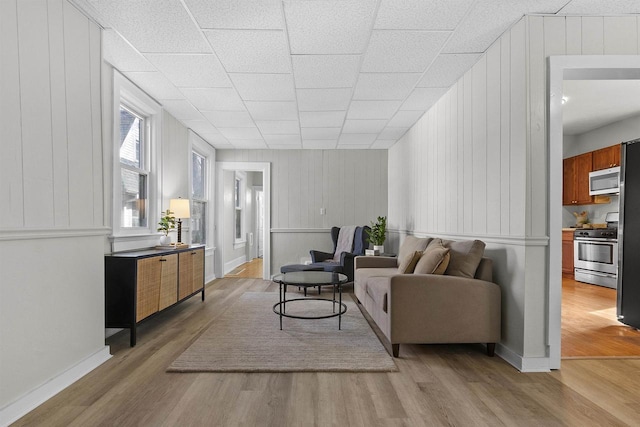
[272,271,348,330]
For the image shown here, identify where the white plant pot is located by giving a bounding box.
[373,245,384,254]
[159,235,171,245]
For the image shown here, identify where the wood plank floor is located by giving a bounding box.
[14,278,640,426]
[562,276,640,358]
[225,258,263,278]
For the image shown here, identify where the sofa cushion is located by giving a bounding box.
[365,276,391,313]
[355,267,398,285]
[397,236,432,268]
[414,239,450,274]
[442,239,486,278]
[398,250,422,274]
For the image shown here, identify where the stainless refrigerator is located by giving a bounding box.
[618,139,640,329]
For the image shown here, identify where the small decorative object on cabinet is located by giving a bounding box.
[157,209,175,246]
[105,245,205,346]
[367,216,387,254]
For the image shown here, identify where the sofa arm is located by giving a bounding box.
[310,250,333,262]
[387,274,501,344]
[355,255,398,269]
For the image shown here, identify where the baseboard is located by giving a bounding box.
[224,255,247,274]
[0,346,111,427]
[496,343,550,372]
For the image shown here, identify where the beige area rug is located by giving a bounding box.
[168,292,397,372]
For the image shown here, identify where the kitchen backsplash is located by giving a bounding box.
[563,195,619,227]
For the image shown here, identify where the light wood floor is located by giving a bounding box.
[14,278,640,426]
[225,257,263,278]
[562,276,640,358]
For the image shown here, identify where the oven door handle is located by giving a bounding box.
[574,237,618,243]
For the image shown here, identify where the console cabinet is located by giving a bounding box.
[105,245,205,346]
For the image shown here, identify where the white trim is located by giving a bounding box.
[496,343,550,373]
[0,347,111,427]
[0,227,111,241]
[224,255,247,275]
[547,55,640,371]
[271,228,332,233]
[216,161,271,280]
[388,229,550,247]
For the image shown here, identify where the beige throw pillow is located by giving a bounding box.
[414,239,451,275]
[397,236,432,268]
[398,250,423,274]
[442,239,486,278]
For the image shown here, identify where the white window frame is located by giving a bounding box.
[191,150,208,245]
[112,71,161,237]
[234,170,246,248]
[189,131,215,249]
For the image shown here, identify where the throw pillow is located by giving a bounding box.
[442,239,486,278]
[398,250,423,274]
[414,239,451,274]
[397,235,432,268]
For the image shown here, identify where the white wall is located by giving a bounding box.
[216,149,388,274]
[390,14,640,371]
[0,0,110,420]
[564,113,640,157]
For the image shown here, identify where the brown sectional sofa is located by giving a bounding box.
[354,236,501,358]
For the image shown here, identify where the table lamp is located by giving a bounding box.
[169,198,190,245]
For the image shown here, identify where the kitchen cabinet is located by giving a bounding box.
[562,230,574,276]
[592,144,621,171]
[563,152,593,205]
[105,245,205,346]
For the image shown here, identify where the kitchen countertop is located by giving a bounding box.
[562,227,577,231]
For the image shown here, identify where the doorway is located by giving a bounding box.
[548,56,640,367]
[215,162,271,280]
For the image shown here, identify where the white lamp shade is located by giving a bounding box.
[169,198,190,218]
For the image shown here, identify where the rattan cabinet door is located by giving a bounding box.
[158,254,178,310]
[179,249,204,300]
[136,257,162,322]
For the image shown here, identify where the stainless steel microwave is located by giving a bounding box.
[589,166,620,195]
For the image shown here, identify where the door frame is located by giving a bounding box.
[216,161,271,280]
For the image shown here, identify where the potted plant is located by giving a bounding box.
[367,216,387,254]
[157,209,176,245]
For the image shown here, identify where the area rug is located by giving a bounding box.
[168,292,397,372]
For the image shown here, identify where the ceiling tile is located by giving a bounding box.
[401,87,448,110]
[347,100,402,119]
[87,0,210,53]
[218,127,263,139]
[202,111,255,128]
[145,54,230,87]
[375,0,474,30]
[283,0,377,54]
[269,143,303,149]
[264,134,301,144]
[361,30,450,72]
[378,127,408,139]
[417,54,480,88]
[123,72,184,99]
[181,119,220,136]
[297,88,352,111]
[353,73,422,100]
[184,0,283,29]
[301,128,341,140]
[245,101,298,120]
[292,55,361,88]
[103,30,155,72]
[338,133,377,145]
[204,30,291,73]
[371,139,397,149]
[256,121,300,135]
[303,140,338,149]
[230,140,269,149]
[230,74,295,101]
[337,144,371,150]
[198,133,230,145]
[181,88,245,111]
[342,120,387,133]
[161,100,204,120]
[559,0,640,14]
[387,110,424,128]
[299,111,346,127]
[443,0,569,53]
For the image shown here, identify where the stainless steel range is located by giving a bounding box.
[574,212,619,289]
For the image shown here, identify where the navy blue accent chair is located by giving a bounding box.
[309,225,370,282]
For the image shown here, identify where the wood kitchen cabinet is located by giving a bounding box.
[592,144,621,171]
[563,152,593,205]
[562,230,574,276]
[105,245,205,346]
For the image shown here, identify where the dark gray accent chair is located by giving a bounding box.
[309,225,370,282]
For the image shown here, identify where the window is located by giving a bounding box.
[119,106,148,228]
[234,172,245,244]
[191,151,207,245]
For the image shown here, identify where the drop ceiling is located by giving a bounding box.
[71,0,640,150]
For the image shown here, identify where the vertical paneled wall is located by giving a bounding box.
[216,149,387,271]
[0,0,108,414]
